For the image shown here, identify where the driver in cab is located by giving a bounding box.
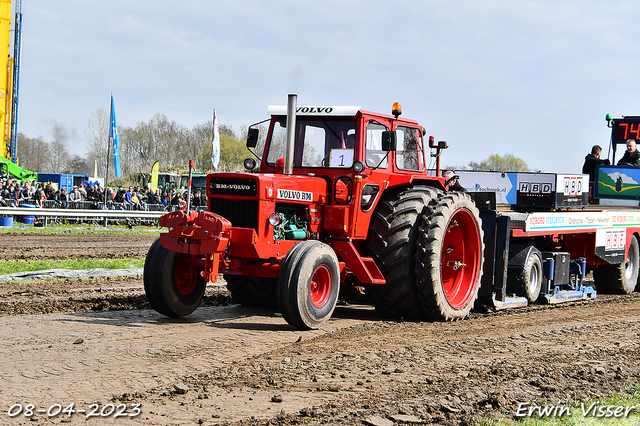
[617,139,640,166]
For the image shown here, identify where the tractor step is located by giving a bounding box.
[492,295,528,310]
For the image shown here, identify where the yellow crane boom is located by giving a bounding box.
[0,0,12,161]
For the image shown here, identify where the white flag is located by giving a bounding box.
[211,109,220,169]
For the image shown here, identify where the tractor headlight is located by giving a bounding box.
[244,158,257,171]
[353,161,365,173]
[268,212,284,226]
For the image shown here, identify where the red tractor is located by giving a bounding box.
[144,95,484,330]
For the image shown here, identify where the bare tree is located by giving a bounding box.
[84,108,111,179]
[17,133,50,172]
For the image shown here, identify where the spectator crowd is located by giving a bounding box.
[0,177,206,212]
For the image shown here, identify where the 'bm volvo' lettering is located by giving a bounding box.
[277,189,313,202]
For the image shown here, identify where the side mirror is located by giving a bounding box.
[381,131,396,151]
[247,128,259,149]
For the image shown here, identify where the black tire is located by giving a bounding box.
[367,186,440,319]
[224,275,278,309]
[415,192,484,321]
[507,245,543,303]
[593,235,639,294]
[277,241,340,330]
[144,237,206,317]
[277,241,318,325]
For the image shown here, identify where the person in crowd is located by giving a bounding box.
[68,185,82,205]
[77,184,87,201]
[94,184,104,202]
[103,187,115,209]
[33,183,48,208]
[582,145,610,182]
[191,190,206,208]
[125,186,142,210]
[44,182,55,200]
[58,187,68,209]
[617,139,640,166]
[20,182,31,201]
[114,187,125,203]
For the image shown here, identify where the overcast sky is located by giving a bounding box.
[14,0,640,173]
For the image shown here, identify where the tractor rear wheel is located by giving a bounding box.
[277,240,340,330]
[224,275,278,309]
[367,186,440,319]
[593,235,639,294]
[415,192,484,321]
[144,238,206,317]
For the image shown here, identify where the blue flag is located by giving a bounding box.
[110,94,121,178]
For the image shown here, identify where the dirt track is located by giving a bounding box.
[0,231,639,425]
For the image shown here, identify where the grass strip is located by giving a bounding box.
[0,258,145,275]
[476,384,640,425]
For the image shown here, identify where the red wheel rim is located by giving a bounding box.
[174,255,197,296]
[310,265,332,308]
[440,208,481,309]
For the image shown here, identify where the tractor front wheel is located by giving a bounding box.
[277,241,340,330]
[144,238,206,317]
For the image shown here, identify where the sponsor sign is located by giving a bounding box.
[456,171,517,204]
[595,228,626,263]
[595,165,640,200]
[516,173,556,207]
[525,211,640,232]
[555,174,588,207]
[277,189,313,202]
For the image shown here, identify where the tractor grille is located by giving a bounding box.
[209,198,259,231]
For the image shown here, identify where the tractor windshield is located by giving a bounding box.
[265,117,357,168]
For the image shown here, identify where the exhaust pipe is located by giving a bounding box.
[284,93,297,175]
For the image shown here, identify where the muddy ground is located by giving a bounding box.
[0,230,639,425]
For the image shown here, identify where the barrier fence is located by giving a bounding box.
[0,201,198,227]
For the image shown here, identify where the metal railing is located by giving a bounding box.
[0,202,167,226]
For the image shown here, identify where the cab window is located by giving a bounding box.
[395,126,425,171]
[365,122,388,168]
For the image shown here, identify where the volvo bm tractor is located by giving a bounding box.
[144,95,484,330]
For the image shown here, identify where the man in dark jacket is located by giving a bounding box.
[582,145,610,182]
[443,170,467,192]
[617,139,640,166]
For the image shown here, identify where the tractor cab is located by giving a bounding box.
[245,103,445,193]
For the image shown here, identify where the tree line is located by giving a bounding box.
[17,109,254,182]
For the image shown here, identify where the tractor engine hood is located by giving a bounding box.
[208,172,329,204]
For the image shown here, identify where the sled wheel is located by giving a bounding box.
[594,234,639,294]
[507,245,543,303]
[143,237,206,317]
[277,241,340,330]
[416,192,484,320]
[367,186,440,319]
[224,275,278,309]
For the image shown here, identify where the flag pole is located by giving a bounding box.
[211,108,218,171]
[104,94,112,226]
